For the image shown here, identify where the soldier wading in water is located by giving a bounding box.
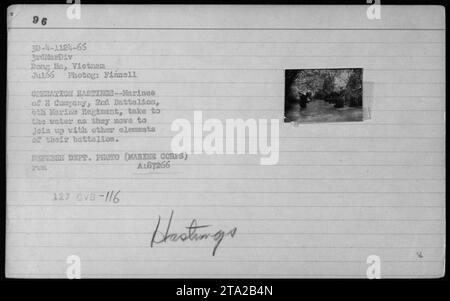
[299,92,312,109]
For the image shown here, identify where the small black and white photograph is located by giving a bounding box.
[285,68,363,123]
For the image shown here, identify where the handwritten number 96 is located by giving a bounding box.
[32,16,47,26]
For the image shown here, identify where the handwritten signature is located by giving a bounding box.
[150,210,237,256]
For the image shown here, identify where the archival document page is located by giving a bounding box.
[6,5,446,278]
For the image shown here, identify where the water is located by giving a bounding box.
[286,99,363,123]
